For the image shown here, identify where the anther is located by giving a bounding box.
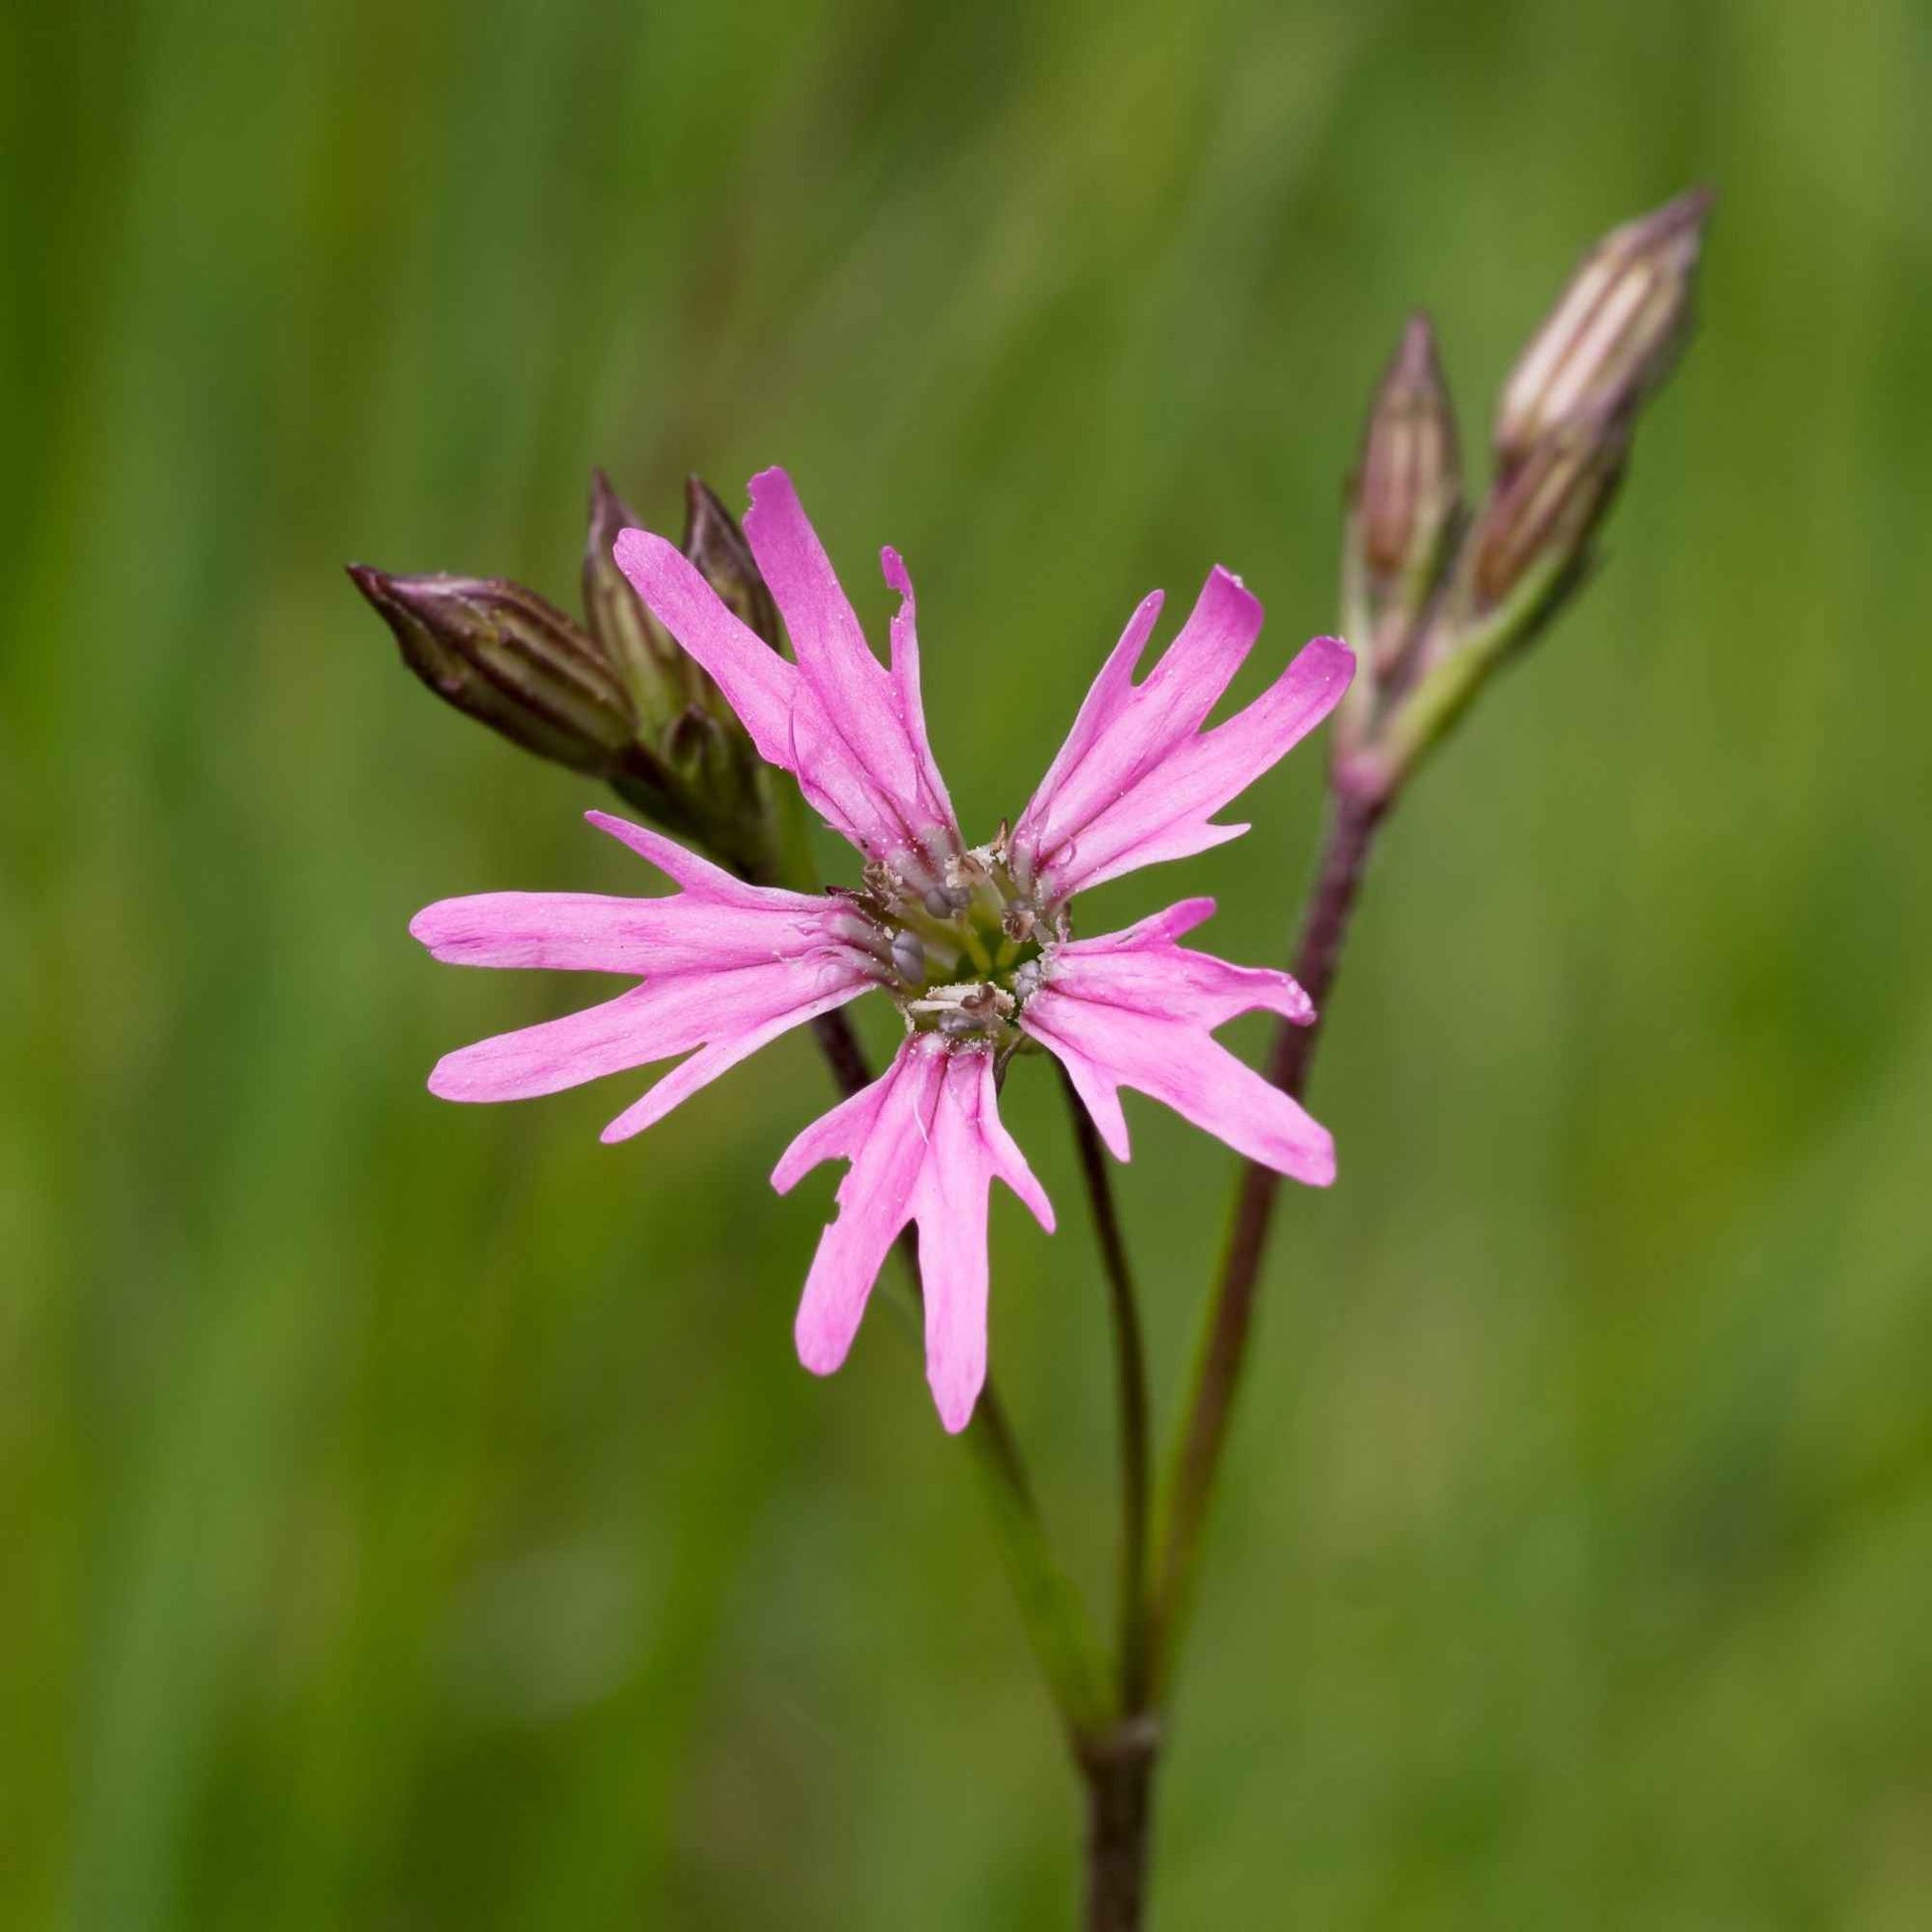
[890,928,926,986]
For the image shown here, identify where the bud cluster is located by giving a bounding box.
[1335,187,1711,799]
[351,474,786,880]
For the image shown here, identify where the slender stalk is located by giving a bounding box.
[1056,1062,1164,1927]
[1079,1719,1160,1931]
[1149,788,1386,1697]
[1057,1061,1154,1709]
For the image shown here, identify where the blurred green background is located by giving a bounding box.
[6,0,1931,1924]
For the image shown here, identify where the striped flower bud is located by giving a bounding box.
[1494,187,1712,473]
[347,567,643,778]
[1344,312,1462,671]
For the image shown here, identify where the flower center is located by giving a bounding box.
[856,830,1064,1048]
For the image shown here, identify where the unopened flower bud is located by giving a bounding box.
[683,477,780,648]
[347,566,642,778]
[1494,186,1711,472]
[353,469,803,877]
[583,468,687,721]
[1463,400,1630,617]
[580,471,775,804]
[1347,313,1461,627]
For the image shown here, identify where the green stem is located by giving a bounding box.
[1148,788,1385,1700]
[1058,1062,1154,1710]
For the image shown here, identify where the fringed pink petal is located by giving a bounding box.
[1015,571,1259,867]
[1010,590,1165,854]
[770,1077,893,1196]
[615,473,962,877]
[607,532,795,761]
[1042,898,1314,1029]
[914,1051,995,1431]
[782,1035,1052,1432]
[412,893,667,974]
[1048,635,1354,896]
[597,978,876,1144]
[413,814,879,1131]
[880,545,959,836]
[1011,568,1352,902]
[1020,903,1335,1185]
[791,1039,945,1378]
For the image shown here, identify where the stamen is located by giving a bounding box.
[891,928,926,986]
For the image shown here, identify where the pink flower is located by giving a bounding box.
[413,469,1352,1431]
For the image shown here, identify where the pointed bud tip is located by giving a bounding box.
[349,563,635,772]
[1496,185,1712,467]
[1391,311,1447,387]
[345,561,402,612]
[1349,314,1463,611]
[683,473,732,531]
[1631,183,1716,247]
[682,474,781,650]
[587,463,629,515]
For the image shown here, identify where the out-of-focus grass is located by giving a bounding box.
[5,0,1930,1924]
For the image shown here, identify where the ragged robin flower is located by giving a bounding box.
[411,470,1353,1431]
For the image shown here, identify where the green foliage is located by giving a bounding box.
[5,0,1929,1924]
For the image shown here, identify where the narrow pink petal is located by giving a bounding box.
[614,530,901,861]
[770,1076,892,1194]
[1024,1010,1133,1161]
[412,886,851,977]
[1060,947,1314,1029]
[1013,579,1352,903]
[429,954,869,1106]
[1048,817,1250,896]
[599,976,872,1143]
[959,1050,1056,1232]
[1048,904,1314,1028]
[1018,569,1261,871]
[428,980,664,1102]
[584,810,822,909]
[1046,634,1352,897]
[1026,991,1332,1182]
[415,813,878,1133]
[611,532,797,760]
[412,893,654,972]
[881,545,958,833]
[914,1051,995,1432]
[1073,633,1359,889]
[780,1037,1052,1429]
[792,1039,945,1376]
[966,1051,1056,1232]
[1065,897,1219,953]
[1020,907,1334,1183]
[744,471,898,765]
[743,472,949,843]
[414,816,838,976]
[1136,565,1266,721]
[1010,590,1164,864]
[618,477,961,871]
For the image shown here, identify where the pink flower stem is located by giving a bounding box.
[1149,786,1387,1702]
